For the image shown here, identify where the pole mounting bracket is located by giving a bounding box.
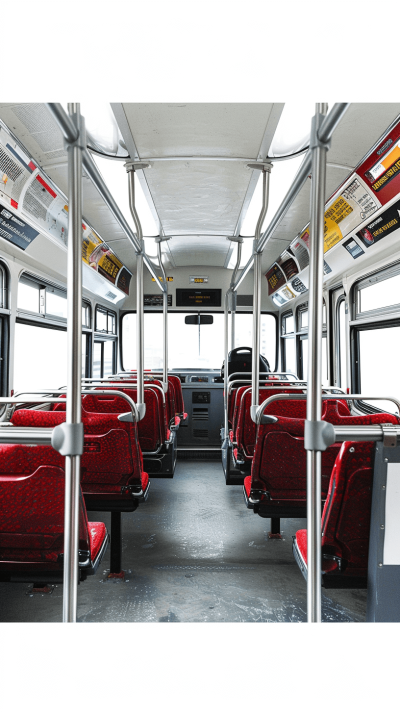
[246,162,273,172]
[125,161,150,172]
[155,236,171,243]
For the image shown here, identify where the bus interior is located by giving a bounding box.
[0,100,399,631]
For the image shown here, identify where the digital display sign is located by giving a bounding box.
[176,289,221,307]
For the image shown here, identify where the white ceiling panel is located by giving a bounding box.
[121,103,277,159]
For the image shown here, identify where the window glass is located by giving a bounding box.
[46,290,67,319]
[339,300,347,388]
[18,281,39,313]
[359,273,400,314]
[300,310,308,329]
[230,313,276,371]
[104,341,114,376]
[300,336,329,386]
[93,342,102,378]
[283,314,294,334]
[96,309,107,332]
[108,313,116,334]
[82,304,91,328]
[284,338,296,374]
[359,326,400,415]
[123,312,227,370]
[82,334,86,378]
[14,323,67,392]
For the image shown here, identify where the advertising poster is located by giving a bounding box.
[265,262,286,296]
[356,121,400,206]
[357,199,400,248]
[0,203,39,250]
[324,178,378,253]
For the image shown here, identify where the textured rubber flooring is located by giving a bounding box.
[0,460,367,622]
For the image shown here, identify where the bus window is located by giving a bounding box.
[358,325,400,415]
[93,341,102,378]
[46,288,67,319]
[354,265,400,415]
[295,302,328,383]
[14,323,68,392]
[18,279,40,313]
[123,312,226,370]
[339,298,347,388]
[231,313,276,371]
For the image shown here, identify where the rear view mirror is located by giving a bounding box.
[185,315,214,325]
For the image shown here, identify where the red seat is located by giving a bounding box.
[244,401,399,518]
[0,445,108,582]
[82,387,164,453]
[11,406,149,510]
[293,440,377,587]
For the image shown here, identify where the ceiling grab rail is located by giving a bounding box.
[230,103,350,292]
[45,104,165,294]
[126,162,149,421]
[249,164,272,423]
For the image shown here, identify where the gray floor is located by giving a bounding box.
[0,460,367,622]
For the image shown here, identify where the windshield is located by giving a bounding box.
[122,312,276,371]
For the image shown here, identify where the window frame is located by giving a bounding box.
[350,261,400,414]
[95,305,117,335]
[120,309,278,373]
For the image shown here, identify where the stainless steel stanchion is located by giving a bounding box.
[63,104,85,623]
[305,103,329,623]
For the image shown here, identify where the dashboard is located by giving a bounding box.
[170,370,223,384]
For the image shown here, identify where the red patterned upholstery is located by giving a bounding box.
[235,387,307,462]
[295,440,377,582]
[82,387,163,452]
[248,407,399,512]
[11,406,148,502]
[0,454,107,574]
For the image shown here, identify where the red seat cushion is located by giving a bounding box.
[88,521,107,560]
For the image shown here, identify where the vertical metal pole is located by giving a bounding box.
[127,168,145,418]
[250,168,271,422]
[136,250,144,408]
[231,308,235,351]
[157,240,169,387]
[163,289,168,384]
[306,103,329,623]
[223,291,230,438]
[63,103,83,623]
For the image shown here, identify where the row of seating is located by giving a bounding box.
[0,373,186,583]
[229,375,399,586]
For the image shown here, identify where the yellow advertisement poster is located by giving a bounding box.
[324,196,353,253]
[82,228,103,266]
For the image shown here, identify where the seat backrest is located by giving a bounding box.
[82,386,163,452]
[320,441,376,576]
[0,446,92,568]
[11,406,144,491]
[250,405,399,504]
[235,387,308,458]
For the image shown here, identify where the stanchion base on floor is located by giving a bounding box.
[268,517,282,539]
[107,570,125,580]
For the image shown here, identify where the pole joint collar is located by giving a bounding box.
[304,419,335,451]
[51,422,84,456]
[310,113,331,152]
[63,114,86,152]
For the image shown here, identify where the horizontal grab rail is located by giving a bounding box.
[0,426,54,445]
[227,371,298,383]
[255,393,400,425]
[4,390,139,422]
[228,380,307,395]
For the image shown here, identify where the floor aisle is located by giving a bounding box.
[0,460,367,622]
